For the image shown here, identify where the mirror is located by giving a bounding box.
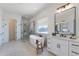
[55,7,76,35]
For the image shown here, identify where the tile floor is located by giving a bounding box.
[0,40,54,56]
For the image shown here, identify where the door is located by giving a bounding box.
[9,19,16,41]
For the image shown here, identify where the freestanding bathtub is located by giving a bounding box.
[29,35,45,48]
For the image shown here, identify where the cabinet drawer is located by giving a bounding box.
[69,42,79,49]
[69,42,79,56]
[69,48,79,56]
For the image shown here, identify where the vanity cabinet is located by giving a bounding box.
[47,36,69,56]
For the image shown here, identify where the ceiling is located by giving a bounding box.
[0,3,52,16]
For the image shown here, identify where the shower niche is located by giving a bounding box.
[55,7,76,35]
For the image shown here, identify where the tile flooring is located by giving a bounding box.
[0,40,54,56]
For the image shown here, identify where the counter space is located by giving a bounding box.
[68,38,79,43]
[48,34,79,43]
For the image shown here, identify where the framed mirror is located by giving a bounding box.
[55,7,76,35]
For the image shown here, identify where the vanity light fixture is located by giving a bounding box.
[56,3,73,13]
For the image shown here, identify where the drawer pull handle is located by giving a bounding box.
[72,44,79,46]
[72,51,79,55]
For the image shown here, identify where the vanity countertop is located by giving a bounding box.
[53,35,79,43]
[48,34,79,43]
[68,38,79,43]
[59,36,79,43]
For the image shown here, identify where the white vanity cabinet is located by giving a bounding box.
[47,35,79,56]
[47,36,69,56]
[69,41,79,56]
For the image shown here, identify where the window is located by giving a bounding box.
[37,25,48,34]
[36,17,48,34]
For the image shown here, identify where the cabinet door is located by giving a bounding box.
[47,36,69,56]
[59,40,69,56]
[47,36,59,55]
[51,39,60,55]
